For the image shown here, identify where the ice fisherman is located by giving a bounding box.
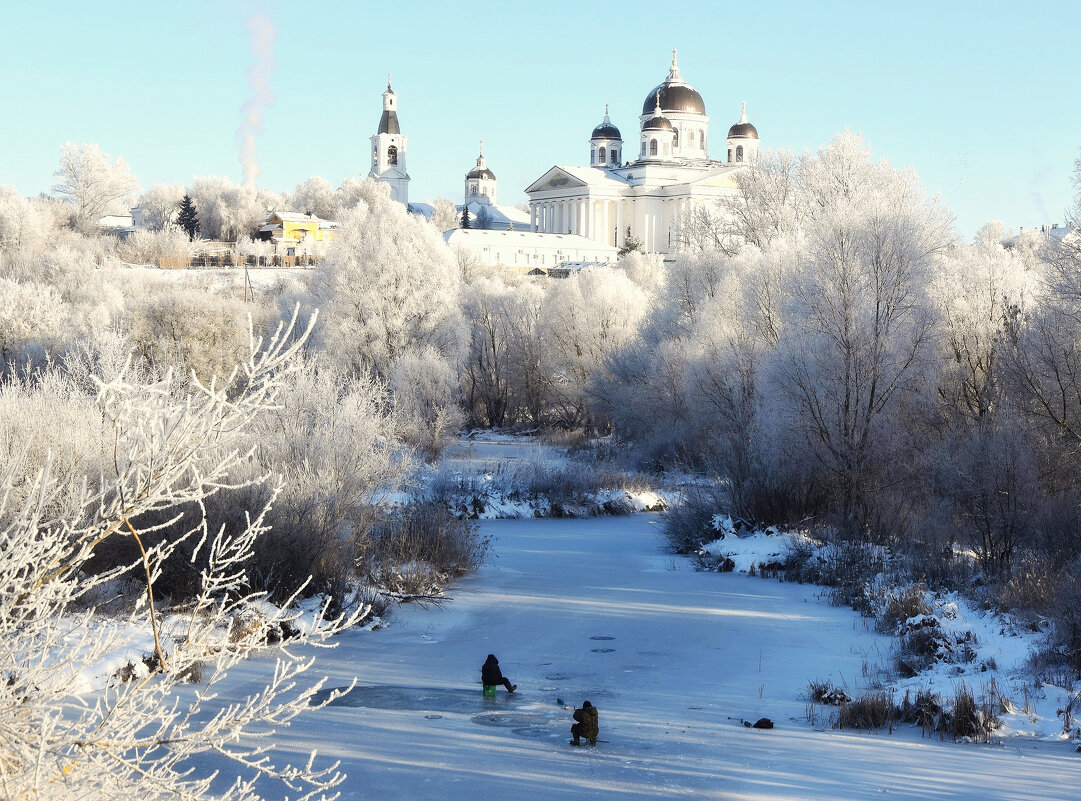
[481,654,517,694]
[570,700,599,746]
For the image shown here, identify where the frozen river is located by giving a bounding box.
[205,512,1078,800]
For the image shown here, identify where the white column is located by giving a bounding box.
[530,204,536,232]
[616,202,623,248]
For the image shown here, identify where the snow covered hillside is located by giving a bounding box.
[194,515,1078,801]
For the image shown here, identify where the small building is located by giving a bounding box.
[258,211,337,256]
[444,228,618,275]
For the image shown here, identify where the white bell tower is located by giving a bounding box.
[368,75,410,204]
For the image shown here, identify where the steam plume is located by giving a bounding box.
[237,14,275,189]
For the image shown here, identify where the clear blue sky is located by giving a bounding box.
[3,0,1078,239]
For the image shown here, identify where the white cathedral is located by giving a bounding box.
[369,52,761,259]
[525,50,760,254]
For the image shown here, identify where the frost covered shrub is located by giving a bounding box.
[240,356,408,601]
[877,585,933,634]
[366,503,489,594]
[1,313,364,800]
[0,277,71,362]
[0,367,104,523]
[114,227,192,265]
[805,679,850,706]
[661,489,722,554]
[128,287,255,383]
[391,346,464,461]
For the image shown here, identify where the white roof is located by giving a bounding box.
[268,211,335,225]
[444,228,618,252]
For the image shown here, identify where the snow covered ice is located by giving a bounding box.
[193,513,1078,800]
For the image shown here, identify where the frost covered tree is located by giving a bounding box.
[769,133,951,537]
[0,311,363,800]
[315,190,463,379]
[243,353,409,597]
[136,184,186,231]
[390,345,464,460]
[931,225,1034,423]
[430,197,460,233]
[540,266,647,428]
[52,142,139,232]
[188,177,279,241]
[0,187,54,254]
[289,176,337,220]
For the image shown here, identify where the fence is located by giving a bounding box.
[157,255,321,270]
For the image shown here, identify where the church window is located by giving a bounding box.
[736,145,744,162]
[650,139,658,155]
[591,150,595,164]
[388,145,398,165]
[611,149,618,164]
[728,148,733,162]
[471,185,477,195]
[673,129,678,147]
[700,130,705,148]
[598,146,606,162]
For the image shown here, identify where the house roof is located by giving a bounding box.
[444,228,618,253]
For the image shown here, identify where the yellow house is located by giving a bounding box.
[258,211,337,256]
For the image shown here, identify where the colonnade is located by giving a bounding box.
[529,195,701,252]
[530,198,628,247]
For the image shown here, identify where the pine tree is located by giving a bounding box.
[460,206,470,229]
[177,194,200,241]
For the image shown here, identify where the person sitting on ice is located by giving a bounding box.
[570,700,599,746]
[481,654,516,694]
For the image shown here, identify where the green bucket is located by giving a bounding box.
[482,684,497,697]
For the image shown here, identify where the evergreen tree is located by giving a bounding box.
[177,194,200,241]
[460,206,470,229]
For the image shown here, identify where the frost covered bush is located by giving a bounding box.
[128,287,255,383]
[662,489,723,554]
[391,346,464,460]
[114,227,192,265]
[877,585,933,634]
[0,276,70,362]
[0,312,363,800]
[366,503,489,595]
[241,356,409,601]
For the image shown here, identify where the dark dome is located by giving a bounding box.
[591,121,622,140]
[727,121,758,139]
[643,114,674,132]
[467,166,496,180]
[642,82,706,116]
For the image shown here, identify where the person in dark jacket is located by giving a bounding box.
[570,700,599,746]
[481,654,516,693]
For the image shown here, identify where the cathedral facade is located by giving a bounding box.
[525,51,760,255]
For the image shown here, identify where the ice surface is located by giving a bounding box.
[192,514,1078,800]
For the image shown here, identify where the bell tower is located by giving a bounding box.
[368,75,410,204]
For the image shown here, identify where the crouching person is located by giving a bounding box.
[571,701,599,746]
